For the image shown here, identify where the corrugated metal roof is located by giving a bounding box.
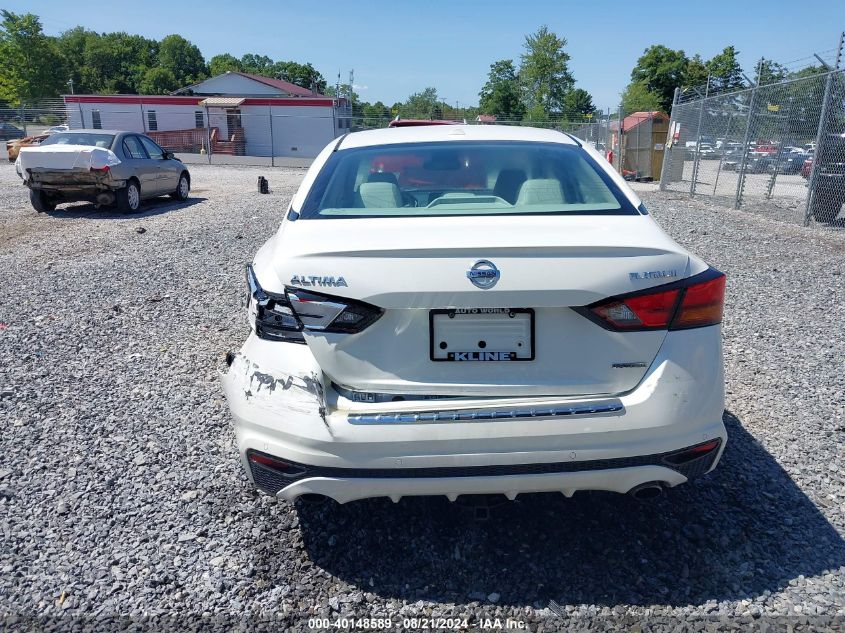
[623,111,668,131]
[199,97,246,107]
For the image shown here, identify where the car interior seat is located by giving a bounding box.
[358,182,403,208]
[515,179,565,205]
[493,169,527,204]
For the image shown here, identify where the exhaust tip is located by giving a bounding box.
[628,482,664,500]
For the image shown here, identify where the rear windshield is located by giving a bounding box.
[299,141,637,218]
[40,133,115,149]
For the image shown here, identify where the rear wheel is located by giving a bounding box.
[116,179,141,213]
[171,172,190,201]
[29,188,56,213]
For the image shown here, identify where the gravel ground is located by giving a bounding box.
[1,163,843,632]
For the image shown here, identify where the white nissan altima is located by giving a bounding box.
[222,124,727,504]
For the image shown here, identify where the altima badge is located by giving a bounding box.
[467,260,500,289]
[629,270,678,281]
[290,275,348,287]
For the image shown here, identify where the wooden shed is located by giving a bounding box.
[620,111,669,181]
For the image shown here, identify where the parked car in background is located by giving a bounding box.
[6,134,48,162]
[801,157,813,179]
[16,129,191,213]
[0,122,24,141]
[722,151,769,173]
[44,125,70,135]
[224,125,728,504]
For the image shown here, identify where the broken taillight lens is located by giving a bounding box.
[246,265,305,343]
[582,268,726,331]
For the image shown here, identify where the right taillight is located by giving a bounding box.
[581,268,725,332]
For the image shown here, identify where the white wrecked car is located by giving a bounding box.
[223,125,727,504]
[17,129,190,213]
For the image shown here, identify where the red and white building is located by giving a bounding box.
[63,71,351,158]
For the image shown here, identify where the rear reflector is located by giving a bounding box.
[663,439,721,465]
[247,451,306,477]
[582,268,725,332]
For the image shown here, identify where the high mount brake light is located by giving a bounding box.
[581,268,726,332]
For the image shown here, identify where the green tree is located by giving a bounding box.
[706,46,744,92]
[76,31,159,93]
[208,53,243,76]
[138,67,178,94]
[519,25,574,116]
[630,45,688,111]
[271,61,326,92]
[479,59,525,120]
[157,34,207,86]
[755,59,787,85]
[684,54,709,89]
[562,88,595,120]
[403,87,440,118]
[240,53,274,75]
[0,10,66,104]
[620,80,663,114]
[789,64,827,79]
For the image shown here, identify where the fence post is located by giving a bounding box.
[734,59,763,209]
[204,104,212,165]
[616,105,623,174]
[659,87,681,190]
[804,32,845,225]
[690,75,710,197]
[20,103,26,136]
[765,95,793,200]
[268,105,275,168]
[712,111,735,196]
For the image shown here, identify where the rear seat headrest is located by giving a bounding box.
[516,179,564,205]
[359,182,403,208]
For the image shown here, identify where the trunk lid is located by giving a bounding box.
[273,214,690,397]
[19,144,120,175]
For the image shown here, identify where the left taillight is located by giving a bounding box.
[286,287,383,334]
[580,268,726,332]
[246,264,305,343]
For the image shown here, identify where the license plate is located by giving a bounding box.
[429,308,534,362]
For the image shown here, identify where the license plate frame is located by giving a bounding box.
[429,308,535,362]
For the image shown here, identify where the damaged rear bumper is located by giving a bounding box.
[221,330,726,503]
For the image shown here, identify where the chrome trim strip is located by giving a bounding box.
[347,399,624,425]
[333,382,461,404]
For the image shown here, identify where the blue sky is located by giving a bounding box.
[11,0,845,110]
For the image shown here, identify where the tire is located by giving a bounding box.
[170,172,190,201]
[116,179,141,213]
[29,188,56,213]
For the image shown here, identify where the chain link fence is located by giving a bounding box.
[661,37,845,227]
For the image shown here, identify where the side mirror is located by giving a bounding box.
[164,151,175,160]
